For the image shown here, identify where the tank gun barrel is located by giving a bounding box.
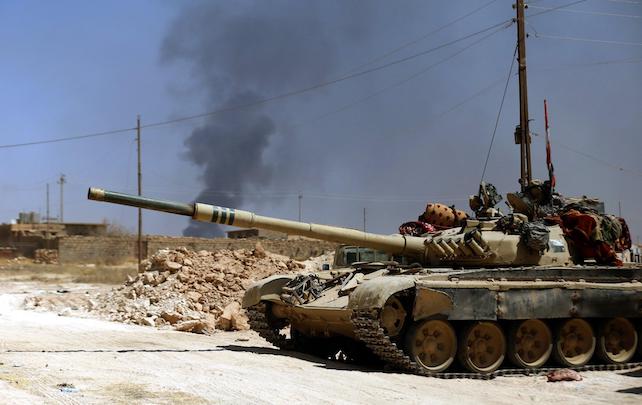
[88,188,425,258]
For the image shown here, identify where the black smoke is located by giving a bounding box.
[181,92,275,236]
[161,1,373,236]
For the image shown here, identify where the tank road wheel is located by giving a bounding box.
[553,319,595,367]
[596,318,638,364]
[508,319,553,369]
[458,321,506,374]
[380,296,407,337]
[405,319,457,373]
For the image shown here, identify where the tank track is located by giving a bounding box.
[246,303,293,350]
[351,309,642,380]
[248,303,642,379]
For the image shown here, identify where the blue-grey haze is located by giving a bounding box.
[1,0,640,242]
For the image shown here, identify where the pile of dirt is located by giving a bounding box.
[93,244,305,333]
[33,249,59,264]
[301,251,334,272]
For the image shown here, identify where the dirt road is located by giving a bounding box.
[1,281,641,404]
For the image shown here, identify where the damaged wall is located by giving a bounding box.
[57,235,335,264]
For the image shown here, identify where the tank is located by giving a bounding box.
[88,187,642,377]
[86,1,642,377]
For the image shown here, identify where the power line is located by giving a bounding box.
[557,142,642,178]
[529,5,641,18]
[531,57,642,71]
[0,127,136,150]
[481,44,518,183]
[0,19,512,150]
[140,19,513,130]
[138,186,472,203]
[347,73,508,146]
[555,141,642,177]
[531,134,642,178]
[529,0,589,17]
[535,33,642,46]
[344,0,501,74]
[97,181,468,203]
[600,0,641,5]
[290,23,512,129]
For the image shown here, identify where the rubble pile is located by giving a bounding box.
[94,245,305,333]
[33,249,59,264]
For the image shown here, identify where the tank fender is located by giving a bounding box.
[241,275,295,308]
[412,288,454,321]
[347,277,415,310]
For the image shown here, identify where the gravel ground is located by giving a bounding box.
[1,278,641,404]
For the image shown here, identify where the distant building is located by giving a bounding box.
[0,212,107,257]
[226,228,288,240]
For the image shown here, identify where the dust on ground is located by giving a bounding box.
[0,257,136,284]
[1,280,641,404]
[0,249,641,404]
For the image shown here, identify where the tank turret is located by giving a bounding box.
[88,187,572,267]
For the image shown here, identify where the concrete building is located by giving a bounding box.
[226,228,288,240]
[0,212,107,257]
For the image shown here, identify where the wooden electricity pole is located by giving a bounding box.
[57,174,66,222]
[46,183,50,248]
[515,0,532,191]
[137,115,143,269]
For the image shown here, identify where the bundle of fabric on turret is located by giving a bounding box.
[549,205,631,266]
[399,202,468,236]
[399,221,436,236]
[419,203,468,228]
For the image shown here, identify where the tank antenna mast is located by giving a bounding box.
[514,0,532,191]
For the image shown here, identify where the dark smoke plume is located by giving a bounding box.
[161,1,371,236]
[181,92,275,236]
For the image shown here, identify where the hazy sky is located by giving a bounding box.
[1,0,641,242]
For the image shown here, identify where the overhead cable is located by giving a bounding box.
[531,134,642,178]
[531,57,642,71]
[344,0,500,74]
[529,0,589,17]
[0,127,136,150]
[535,33,642,46]
[140,19,513,130]
[529,5,640,18]
[291,23,512,129]
[0,19,513,150]
[481,44,518,183]
[600,0,640,5]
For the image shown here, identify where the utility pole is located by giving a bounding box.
[46,184,50,224]
[137,115,143,270]
[46,183,50,248]
[515,0,532,191]
[618,201,622,218]
[57,174,66,222]
[363,207,366,233]
[298,194,302,222]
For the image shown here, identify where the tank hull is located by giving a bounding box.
[244,265,642,376]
